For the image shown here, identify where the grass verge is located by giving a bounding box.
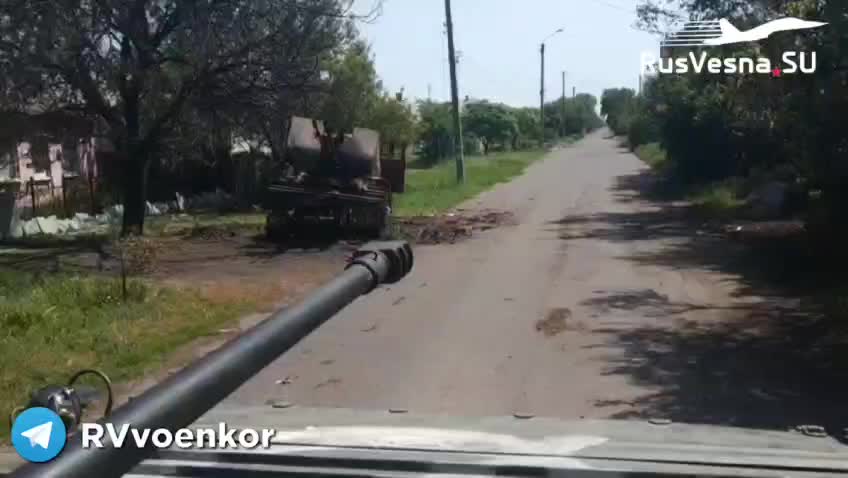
[145,212,265,237]
[634,142,667,170]
[394,149,546,217]
[0,270,255,442]
[687,179,746,219]
[632,142,745,218]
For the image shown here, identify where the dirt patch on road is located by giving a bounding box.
[536,307,573,337]
[396,209,516,245]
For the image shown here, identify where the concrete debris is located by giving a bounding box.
[9,191,241,238]
[36,215,60,235]
[22,219,41,236]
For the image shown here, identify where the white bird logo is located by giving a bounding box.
[662,17,827,47]
[706,17,827,45]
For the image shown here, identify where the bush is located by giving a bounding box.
[626,110,660,149]
[635,143,667,169]
[463,134,482,156]
[688,180,745,218]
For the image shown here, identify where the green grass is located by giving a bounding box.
[688,180,746,219]
[634,142,668,170]
[0,270,255,442]
[394,149,546,216]
[145,212,265,237]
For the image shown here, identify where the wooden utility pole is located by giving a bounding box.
[539,29,562,149]
[539,42,546,148]
[444,0,465,183]
[561,71,566,137]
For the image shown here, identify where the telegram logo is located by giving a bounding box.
[11,407,67,462]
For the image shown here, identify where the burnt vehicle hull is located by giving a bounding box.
[265,117,401,240]
[264,178,392,240]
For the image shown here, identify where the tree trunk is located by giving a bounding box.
[121,153,151,236]
[483,140,489,156]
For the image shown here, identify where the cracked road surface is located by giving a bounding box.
[225,130,847,432]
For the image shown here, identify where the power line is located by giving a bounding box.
[585,0,636,14]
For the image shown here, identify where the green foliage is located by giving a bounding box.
[545,94,604,139]
[367,93,417,146]
[463,134,483,156]
[688,181,746,219]
[463,101,518,154]
[635,142,667,169]
[417,93,601,162]
[416,100,455,161]
[0,0,358,234]
[631,0,848,189]
[601,88,637,135]
[320,41,380,133]
[512,108,541,148]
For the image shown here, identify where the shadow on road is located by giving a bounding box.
[553,168,848,438]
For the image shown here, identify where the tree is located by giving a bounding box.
[512,107,540,149]
[633,0,848,267]
[367,93,417,158]
[320,40,380,133]
[463,101,517,155]
[0,0,361,235]
[417,100,454,161]
[601,88,637,135]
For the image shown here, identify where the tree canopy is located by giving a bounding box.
[0,0,362,234]
[463,101,517,155]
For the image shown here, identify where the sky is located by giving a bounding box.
[351,0,662,108]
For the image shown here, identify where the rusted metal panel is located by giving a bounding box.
[380,157,406,193]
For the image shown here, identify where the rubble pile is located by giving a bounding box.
[7,191,236,238]
[396,209,516,245]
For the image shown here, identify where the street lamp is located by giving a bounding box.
[540,28,564,148]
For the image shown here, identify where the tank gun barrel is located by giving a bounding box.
[10,241,413,478]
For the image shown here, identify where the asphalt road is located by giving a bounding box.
[225,130,844,431]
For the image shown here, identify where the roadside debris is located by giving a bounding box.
[535,307,572,337]
[396,209,516,245]
[9,191,235,239]
[724,220,804,242]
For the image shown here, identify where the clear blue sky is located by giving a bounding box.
[352,0,661,107]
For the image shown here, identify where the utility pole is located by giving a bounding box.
[539,42,545,148]
[572,86,576,99]
[539,28,563,149]
[444,0,465,183]
[561,71,566,138]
